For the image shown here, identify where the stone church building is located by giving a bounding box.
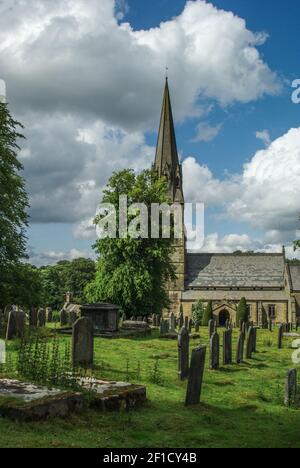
[153,79,300,326]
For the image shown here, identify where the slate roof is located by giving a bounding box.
[186,253,285,289]
[288,265,300,291]
[182,289,288,302]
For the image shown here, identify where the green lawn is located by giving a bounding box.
[0,327,299,448]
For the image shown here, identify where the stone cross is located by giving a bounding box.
[178,327,190,380]
[37,308,46,327]
[236,332,245,364]
[210,332,219,370]
[185,346,206,406]
[284,369,297,407]
[278,324,284,349]
[72,317,94,368]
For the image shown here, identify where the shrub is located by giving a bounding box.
[202,301,213,326]
[192,300,205,324]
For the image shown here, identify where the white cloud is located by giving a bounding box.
[28,248,93,267]
[256,129,271,146]
[192,122,222,142]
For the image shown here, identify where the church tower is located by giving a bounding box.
[154,78,186,313]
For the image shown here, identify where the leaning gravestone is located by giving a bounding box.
[252,327,257,352]
[284,369,297,407]
[278,324,284,349]
[29,308,38,327]
[208,319,215,339]
[38,308,46,327]
[185,346,206,407]
[236,332,245,364]
[210,332,219,370]
[72,317,94,367]
[223,329,232,365]
[178,327,189,380]
[246,326,254,359]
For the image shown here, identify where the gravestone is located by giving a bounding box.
[46,307,53,323]
[242,322,247,337]
[179,312,184,329]
[223,329,232,365]
[72,317,94,367]
[252,327,257,352]
[169,313,176,332]
[178,327,189,380]
[194,321,200,333]
[246,326,254,359]
[6,310,25,340]
[184,316,189,329]
[278,324,284,349]
[268,319,272,332]
[284,369,297,407]
[37,308,46,327]
[60,308,68,326]
[208,319,215,339]
[188,318,193,333]
[29,308,38,327]
[236,332,245,364]
[185,346,206,407]
[210,332,219,370]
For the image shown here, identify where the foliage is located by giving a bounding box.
[191,300,205,324]
[85,169,176,316]
[202,300,213,326]
[236,297,249,326]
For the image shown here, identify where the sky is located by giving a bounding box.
[0,0,300,265]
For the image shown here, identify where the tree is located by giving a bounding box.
[0,102,29,306]
[192,300,205,324]
[0,263,43,309]
[85,169,175,316]
[236,297,249,326]
[202,301,213,326]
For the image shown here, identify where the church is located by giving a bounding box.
[153,79,300,326]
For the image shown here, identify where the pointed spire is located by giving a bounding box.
[154,79,184,203]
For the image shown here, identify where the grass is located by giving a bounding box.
[0,326,299,448]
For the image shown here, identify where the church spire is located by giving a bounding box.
[154,79,184,203]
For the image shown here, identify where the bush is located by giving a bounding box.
[202,301,213,326]
[236,297,249,326]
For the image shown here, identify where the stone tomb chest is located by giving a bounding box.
[80,303,120,332]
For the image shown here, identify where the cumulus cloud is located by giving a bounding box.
[1,0,279,130]
[28,247,94,267]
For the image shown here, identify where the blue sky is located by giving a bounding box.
[1,0,299,264]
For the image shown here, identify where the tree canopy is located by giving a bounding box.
[85,169,176,316]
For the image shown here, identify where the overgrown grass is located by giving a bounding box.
[0,327,299,448]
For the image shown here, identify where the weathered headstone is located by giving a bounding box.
[169,312,176,332]
[268,319,272,332]
[179,312,184,329]
[188,318,193,333]
[60,308,68,326]
[46,307,53,323]
[178,327,189,380]
[72,317,94,367]
[29,308,38,327]
[236,332,245,364]
[37,308,46,327]
[6,310,25,340]
[284,369,297,407]
[278,324,284,349]
[194,321,200,333]
[252,327,257,352]
[242,321,247,337]
[208,319,215,339]
[185,346,206,406]
[210,332,219,370]
[223,329,232,365]
[246,326,254,359]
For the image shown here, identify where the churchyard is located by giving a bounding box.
[0,312,299,448]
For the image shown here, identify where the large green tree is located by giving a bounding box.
[85,169,175,316]
[0,102,29,306]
